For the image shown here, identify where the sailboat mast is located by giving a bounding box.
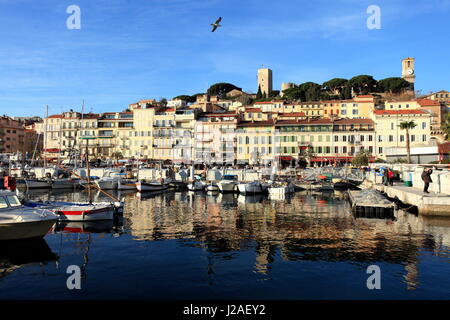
[44,105,48,169]
[80,100,84,167]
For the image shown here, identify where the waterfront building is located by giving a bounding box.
[194,112,238,165]
[384,98,447,141]
[0,116,25,155]
[236,120,275,165]
[370,109,432,159]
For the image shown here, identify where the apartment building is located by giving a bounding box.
[0,116,25,154]
[194,112,238,165]
[370,109,432,159]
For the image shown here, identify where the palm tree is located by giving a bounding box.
[399,121,417,163]
[442,113,450,140]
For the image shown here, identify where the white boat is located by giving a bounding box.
[206,182,219,192]
[187,180,206,191]
[136,180,169,192]
[117,179,137,190]
[237,181,265,195]
[94,170,125,190]
[218,175,238,193]
[27,200,120,222]
[95,177,119,190]
[0,191,58,240]
[268,183,295,196]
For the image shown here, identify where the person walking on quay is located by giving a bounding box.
[421,167,433,194]
[388,168,394,186]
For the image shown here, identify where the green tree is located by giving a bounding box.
[323,78,348,94]
[442,113,450,140]
[207,83,241,98]
[348,75,377,95]
[352,150,370,167]
[399,121,417,163]
[256,85,263,99]
[378,77,411,94]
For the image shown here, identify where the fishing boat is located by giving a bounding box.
[237,181,266,195]
[0,191,58,241]
[136,180,169,192]
[26,200,120,222]
[117,179,138,190]
[206,181,219,192]
[217,175,238,193]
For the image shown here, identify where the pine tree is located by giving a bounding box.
[256,85,263,99]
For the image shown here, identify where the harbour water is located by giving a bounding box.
[1,189,450,299]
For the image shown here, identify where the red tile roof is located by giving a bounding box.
[416,99,441,107]
[373,110,428,115]
[48,114,63,118]
[245,108,263,113]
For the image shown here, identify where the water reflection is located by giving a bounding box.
[0,238,58,279]
[10,189,450,299]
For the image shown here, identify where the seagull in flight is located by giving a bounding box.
[211,17,222,32]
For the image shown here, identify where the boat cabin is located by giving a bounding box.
[0,191,22,209]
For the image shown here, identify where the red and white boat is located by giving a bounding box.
[26,200,123,222]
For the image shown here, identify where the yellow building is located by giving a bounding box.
[323,95,376,119]
[370,109,432,159]
[236,120,274,165]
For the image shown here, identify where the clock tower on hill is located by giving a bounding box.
[402,57,415,90]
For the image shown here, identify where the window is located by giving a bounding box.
[422,122,427,129]
[378,135,383,142]
[334,136,339,142]
[422,135,427,142]
[379,147,383,154]
[400,135,404,142]
[411,135,415,142]
[0,197,8,208]
[334,146,339,153]
[389,135,394,142]
[352,110,358,115]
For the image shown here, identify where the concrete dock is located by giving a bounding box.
[373,183,450,217]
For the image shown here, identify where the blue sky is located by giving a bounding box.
[0,0,449,117]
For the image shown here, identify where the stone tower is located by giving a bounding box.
[257,68,273,97]
[401,57,415,90]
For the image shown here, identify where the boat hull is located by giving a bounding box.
[56,206,115,221]
[237,183,264,195]
[0,219,57,241]
[136,182,168,192]
[95,180,118,190]
[117,181,137,190]
[218,182,236,193]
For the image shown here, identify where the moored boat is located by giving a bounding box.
[218,175,238,193]
[16,178,52,189]
[0,191,58,241]
[237,181,265,195]
[206,182,219,192]
[136,180,169,192]
[117,179,138,190]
